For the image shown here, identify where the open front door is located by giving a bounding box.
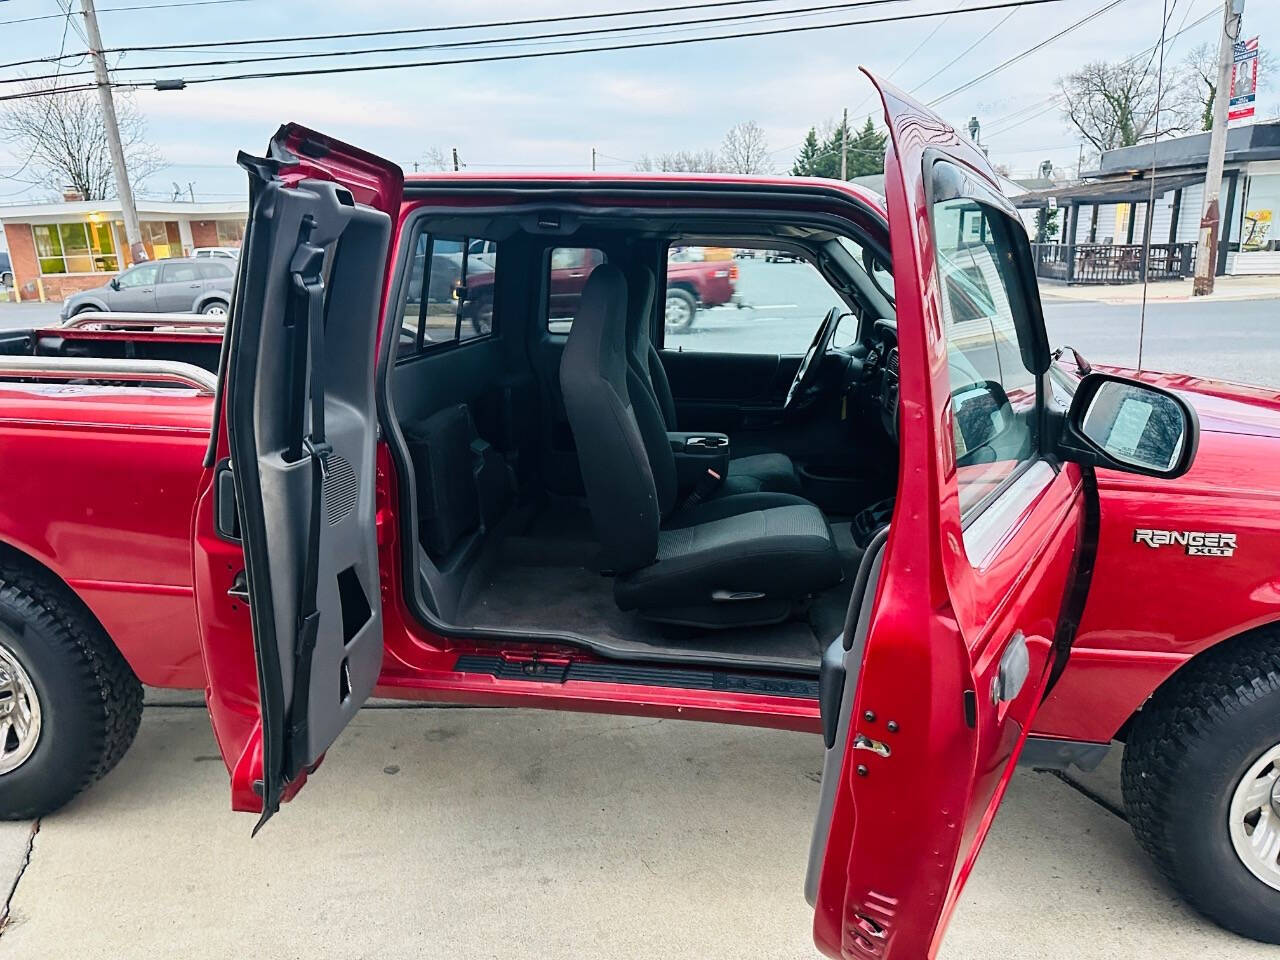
[806,76,1089,957]
[192,125,403,828]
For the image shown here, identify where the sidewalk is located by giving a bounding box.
[0,704,1271,959]
[1040,274,1280,305]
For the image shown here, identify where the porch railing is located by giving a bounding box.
[1030,242,1196,285]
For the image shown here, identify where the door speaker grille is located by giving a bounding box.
[323,454,359,525]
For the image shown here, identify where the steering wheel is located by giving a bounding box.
[785,306,848,410]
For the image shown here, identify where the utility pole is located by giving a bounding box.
[591,147,597,172]
[1194,0,1245,296]
[452,147,460,172]
[80,0,146,265]
[840,107,848,181]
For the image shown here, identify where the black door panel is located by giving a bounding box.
[661,349,800,435]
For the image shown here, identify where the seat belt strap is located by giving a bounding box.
[285,237,328,778]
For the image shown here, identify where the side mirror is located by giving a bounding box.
[952,379,1015,463]
[109,277,121,290]
[1061,372,1198,478]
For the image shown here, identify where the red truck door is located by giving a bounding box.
[191,125,403,828]
[805,75,1089,957]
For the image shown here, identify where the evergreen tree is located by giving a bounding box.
[790,128,822,176]
[791,115,887,180]
[848,117,886,177]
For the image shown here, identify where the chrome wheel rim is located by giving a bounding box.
[665,295,692,328]
[0,641,41,776]
[1229,743,1280,891]
[204,304,227,317]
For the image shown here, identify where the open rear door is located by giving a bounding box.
[805,76,1088,957]
[192,125,403,828]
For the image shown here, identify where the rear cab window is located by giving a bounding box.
[545,247,606,334]
[397,225,499,359]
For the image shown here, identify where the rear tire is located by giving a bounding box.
[664,288,697,333]
[1121,627,1280,943]
[0,561,142,820]
[201,301,228,317]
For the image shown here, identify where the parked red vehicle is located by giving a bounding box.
[457,244,738,334]
[664,251,740,330]
[1,78,1279,954]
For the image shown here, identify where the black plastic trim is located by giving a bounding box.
[454,654,820,700]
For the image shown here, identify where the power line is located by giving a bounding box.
[0,0,248,27]
[980,3,1214,139]
[0,0,984,82]
[97,0,913,54]
[157,0,1070,90]
[0,1,76,198]
[925,0,1129,106]
[907,6,1018,95]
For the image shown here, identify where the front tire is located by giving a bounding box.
[1122,627,1280,943]
[0,561,142,820]
[664,288,697,333]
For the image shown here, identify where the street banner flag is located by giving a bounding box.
[1229,36,1259,123]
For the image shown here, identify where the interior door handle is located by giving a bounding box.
[992,631,1030,704]
[227,570,250,603]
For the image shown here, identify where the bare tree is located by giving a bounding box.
[1057,59,1188,154]
[720,121,772,174]
[1177,41,1272,132]
[634,149,722,173]
[0,80,164,201]
[420,146,449,172]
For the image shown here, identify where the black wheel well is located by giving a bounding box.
[667,282,697,296]
[0,540,126,667]
[1117,619,1280,742]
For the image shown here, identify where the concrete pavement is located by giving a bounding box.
[0,704,1273,959]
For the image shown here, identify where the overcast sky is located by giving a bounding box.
[1,0,1277,208]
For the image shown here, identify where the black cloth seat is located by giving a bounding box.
[559,265,841,628]
[624,266,801,497]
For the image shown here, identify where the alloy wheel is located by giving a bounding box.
[0,641,42,776]
[1229,743,1280,891]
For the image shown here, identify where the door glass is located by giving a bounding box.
[665,246,845,354]
[933,197,1039,517]
[117,263,159,287]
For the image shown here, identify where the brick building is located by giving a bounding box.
[0,198,247,302]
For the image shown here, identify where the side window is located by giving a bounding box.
[197,261,234,280]
[932,195,1040,517]
[665,245,846,354]
[117,263,159,288]
[397,228,498,359]
[161,262,200,283]
[545,246,606,334]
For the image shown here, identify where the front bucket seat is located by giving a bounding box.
[559,264,841,628]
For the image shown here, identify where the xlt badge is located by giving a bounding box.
[1134,529,1238,557]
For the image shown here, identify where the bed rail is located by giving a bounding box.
[58,311,227,332]
[0,355,218,395]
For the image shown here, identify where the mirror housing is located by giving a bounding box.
[1059,372,1199,479]
[952,379,1014,463]
[109,277,121,291]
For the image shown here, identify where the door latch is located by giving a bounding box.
[227,570,250,604]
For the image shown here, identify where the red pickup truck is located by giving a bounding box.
[1,78,1279,955]
[457,245,737,333]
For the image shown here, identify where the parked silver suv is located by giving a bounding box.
[60,257,236,319]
